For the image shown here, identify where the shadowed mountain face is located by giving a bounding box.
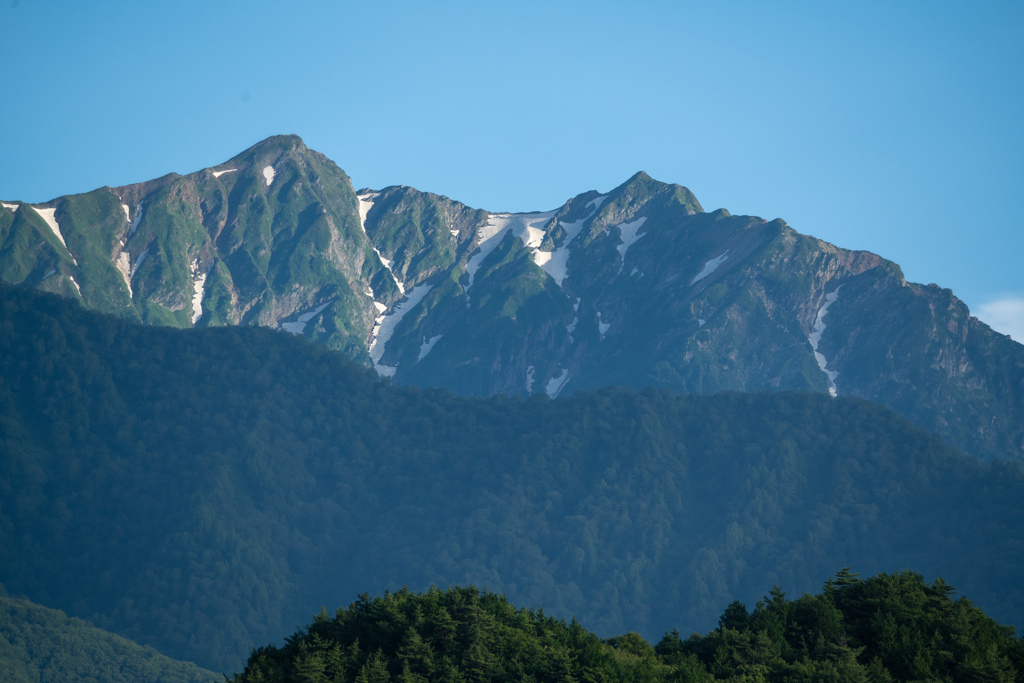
[2,285,1023,673]
[2,135,1021,461]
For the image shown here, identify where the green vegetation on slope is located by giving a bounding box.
[0,592,220,683]
[1,283,1023,673]
[233,571,1024,682]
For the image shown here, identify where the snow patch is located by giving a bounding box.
[615,216,648,274]
[567,315,579,337]
[131,248,149,278]
[449,229,459,237]
[189,259,206,324]
[41,269,56,281]
[69,275,81,296]
[465,211,556,293]
[1,202,18,212]
[529,198,607,289]
[262,165,276,187]
[530,215,584,288]
[191,275,206,323]
[128,204,143,236]
[698,318,706,327]
[357,191,405,294]
[357,191,378,231]
[546,369,570,398]
[566,298,581,342]
[121,204,130,222]
[281,300,333,335]
[808,286,842,397]
[526,365,536,393]
[369,283,433,376]
[417,335,443,361]
[374,301,387,313]
[31,206,75,263]
[597,311,610,337]
[691,250,730,285]
[630,267,639,277]
[212,168,237,179]
[115,251,132,296]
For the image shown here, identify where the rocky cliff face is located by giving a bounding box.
[2,136,1021,461]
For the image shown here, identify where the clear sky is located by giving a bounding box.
[2,0,1021,340]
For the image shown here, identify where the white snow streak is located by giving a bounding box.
[417,335,443,361]
[191,274,206,323]
[189,259,206,324]
[546,369,570,398]
[526,365,536,393]
[1,202,18,212]
[41,269,56,281]
[586,195,608,211]
[615,216,648,274]
[212,168,237,178]
[262,165,276,187]
[357,191,378,230]
[131,248,149,278]
[358,191,405,295]
[567,298,581,342]
[115,251,132,296]
[465,211,556,293]
[32,207,75,263]
[281,300,333,335]
[128,204,143,236]
[121,204,130,222]
[690,250,729,285]
[369,282,433,376]
[809,286,842,397]
[69,275,81,296]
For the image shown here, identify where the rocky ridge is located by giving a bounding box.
[2,135,1021,461]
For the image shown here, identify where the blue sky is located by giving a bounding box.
[2,0,1022,340]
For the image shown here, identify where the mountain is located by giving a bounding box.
[0,592,220,683]
[2,135,1021,462]
[2,284,1022,672]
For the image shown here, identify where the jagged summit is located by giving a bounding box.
[1,136,1021,462]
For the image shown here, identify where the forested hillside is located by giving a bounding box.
[235,572,1024,682]
[0,591,219,683]
[1,284,1022,672]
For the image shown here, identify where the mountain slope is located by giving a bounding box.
[2,284,1022,672]
[2,137,1022,461]
[0,592,220,683]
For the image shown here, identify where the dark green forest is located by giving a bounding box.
[0,591,219,683]
[235,572,1024,682]
[1,284,1023,673]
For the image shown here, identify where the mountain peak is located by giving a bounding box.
[229,134,307,162]
[613,170,703,214]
